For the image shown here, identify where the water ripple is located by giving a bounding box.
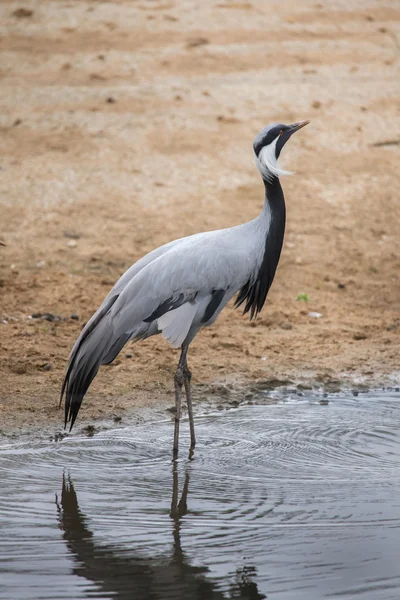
[1,390,400,599]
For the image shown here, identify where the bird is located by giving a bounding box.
[61,120,309,457]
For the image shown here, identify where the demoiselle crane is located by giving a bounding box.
[61,120,309,457]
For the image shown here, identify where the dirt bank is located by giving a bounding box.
[1,0,399,434]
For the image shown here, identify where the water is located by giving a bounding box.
[1,390,400,600]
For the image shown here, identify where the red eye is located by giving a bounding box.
[279,129,283,136]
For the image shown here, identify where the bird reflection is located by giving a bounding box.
[56,465,266,600]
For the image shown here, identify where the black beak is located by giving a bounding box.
[276,120,310,157]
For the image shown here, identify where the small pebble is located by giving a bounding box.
[12,8,33,17]
[186,37,209,48]
[63,230,81,239]
[83,425,96,437]
[353,332,367,340]
[31,312,61,322]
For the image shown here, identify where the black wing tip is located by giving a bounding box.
[61,354,100,433]
[68,401,81,431]
[59,294,118,433]
[64,389,83,432]
[61,373,80,432]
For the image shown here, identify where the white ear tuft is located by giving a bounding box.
[255,135,292,182]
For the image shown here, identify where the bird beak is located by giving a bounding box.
[288,120,310,134]
[0,241,6,247]
[275,120,310,157]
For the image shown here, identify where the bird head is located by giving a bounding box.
[253,121,309,182]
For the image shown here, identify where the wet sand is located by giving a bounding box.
[1,0,400,433]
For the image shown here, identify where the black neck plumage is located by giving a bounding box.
[235,175,286,319]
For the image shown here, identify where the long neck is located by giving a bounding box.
[262,173,286,222]
[235,174,286,319]
[260,173,286,282]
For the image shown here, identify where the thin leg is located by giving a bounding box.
[173,367,183,459]
[184,370,196,454]
[173,344,195,458]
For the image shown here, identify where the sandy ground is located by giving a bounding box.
[1,0,400,435]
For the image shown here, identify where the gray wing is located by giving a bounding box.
[64,227,232,369]
[108,234,248,336]
[60,238,180,421]
[62,237,181,380]
[61,222,260,429]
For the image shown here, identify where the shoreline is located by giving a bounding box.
[1,370,398,444]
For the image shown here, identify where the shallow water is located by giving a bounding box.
[1,390,400,600]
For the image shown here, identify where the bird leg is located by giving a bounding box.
[184,368,196,456]
[173,368,183,460]
[173,345,187,459]
[173,344,195,458]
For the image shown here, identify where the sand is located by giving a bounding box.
[1,0,399,435]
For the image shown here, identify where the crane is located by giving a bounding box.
[61,120,309,457]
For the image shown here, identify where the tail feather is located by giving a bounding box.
[64,323,114,430]
[60,294,119,409]
[61,296,119,430]
[65,362,101,430]
[60,292,161,431]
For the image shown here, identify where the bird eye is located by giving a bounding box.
[279,129,283,136]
